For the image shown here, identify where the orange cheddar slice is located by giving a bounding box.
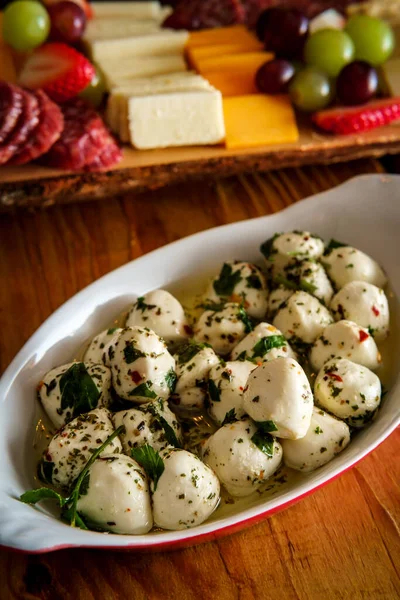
[223,95,299,149]
[0,13,17,82]
[187,40,264,70]
[203,71,258,96]
[187,25,259,49]
[196,52,273,75]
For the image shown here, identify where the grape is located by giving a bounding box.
[289,67,333,112]
[255,59,295,94]
[3,0,50,51]
[255,9,272,41]
[262,8,309,59]
[337,61,378,106]
[304,29,354,77]
[48,1,86,44]
[79,66,106,108]
[346,14,395,66]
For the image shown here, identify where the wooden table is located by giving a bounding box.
[1,158,399,600]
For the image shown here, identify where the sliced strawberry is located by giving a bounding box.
[312,98,400,135]
[18,43,95,103]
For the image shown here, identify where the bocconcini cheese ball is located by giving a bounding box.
[330,281,389,341]
[309,320,381,373]
[260,231,325,277]
[84,327,123,365]
[108,327,176,402]
[202,418,283,497]
[171,342,219,412]
[207,360,256,426]
[38,361,112,429]
[76,454,153,534]
[193,302,251,355]
[231,322,296,363]
[152,449,220,530]
[204,261,268,320]
[314,358,381,428]
[273,291,334,346]
[281,407,350,472]
[243,357,313,440]
[322,246,387,290]
[40,408,122,489]
[278,259,334,306]
[113,398,182,453]
[126,290,190,347]
[268,286,293,318]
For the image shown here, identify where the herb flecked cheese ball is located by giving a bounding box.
[152,449,220,530]
[193,302,252,355]
[276,259,334,306]
[38,362,112,429]
[243,357,313,439]
[108,327,176,402]
[322,246,387,290]
[84,327,123,365]
[76,454,153,534]
[204,261,268,319]
[231,322,296,363]
[172,342,219,412]
[260,231,325,277]
[281,407,350,472]
[202,418,282,497]
[207,360,256,426]
[126,290,190,347]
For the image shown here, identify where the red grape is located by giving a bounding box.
[256,59,295,94]
[262,8,309,59]
[336,60,378,105]
[48,0,86,44]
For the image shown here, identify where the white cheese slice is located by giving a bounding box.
[102,55,187,88]
[84,20,162,42]
[88,31,189,63]
[92,1,164,20]
[128,90,226,150]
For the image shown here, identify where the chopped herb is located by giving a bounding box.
[273,274,317,295]
[351,405,359,411]
[360,393,366,402]
[39,460,55,484]
[107,327,118,335]
[44,379,57,396]
[131,444,164,491]
[246,274,262,289]
[176,342,209,366]
[320,447,327,453]
[213,263,243,296]
[314,426,323,435]
[251,429,274,458]
[256,420,278,433]
[237,306,253,333]
[252,335,286,358]
[59,363,101,419]
[345,264,354,269]
[368,326,376,337]
[200,302,226,312]
[165,368,177,393]
[331,386,342,398]
[325,239,348,253]
[158,415,181,449]
[222,408,237,425]
[123,343,145,364]
[208,379,221,403]
[136,297,156,313]
[260,233,281,260]
[128,382,157,399]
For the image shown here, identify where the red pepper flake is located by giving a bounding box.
[359,330,369,343]
[326,372,343,382]
[372,305,380,317]
[239,386,244,391]
[130,370,142,384]
[184,324,193,336]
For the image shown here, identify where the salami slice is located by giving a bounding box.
[0,89,39,165]
[84,141,122,172]
[0,82,24,144]
[163,0,245,30]
[8,90,64,166]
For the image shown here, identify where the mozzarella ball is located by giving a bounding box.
[273,291,334,346]
[40,408,122,489]
[113,398,182,453]
[202,419,282,497]
[314,358,381,428]
[268,286,293,317]
[323,246,387,290]
[84,327,123,365]
[38,362,112,429]
[204,261,268,319]
[152,449,220,530]
[231,322,296,363]
[193,302,250,355]
[278,260,334,306]
[207,360,256,426]
[261,231,324,276]
[243,357,313,439]
[126,290,190,347]
[281,407,350,472]
[171,342,220,412]
[330,282,389,341]
[76,454,153,534]
[309,320,381,373]
[108,327,176,402]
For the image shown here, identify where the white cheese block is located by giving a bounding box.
[84,19,162,42]
[128,90,226,150]
[92,2,164,20]
[103,55,187,88]
[88,31,189,63]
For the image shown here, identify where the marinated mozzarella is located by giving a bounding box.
[172,342,219,412]
[281,407,350,472]
[330,281,389,341]
[84,327,123,365]
[268,286,293,318]
[275,260,334,306]
[76,454,153,534]
[108,327,176,402]
[202,418,283,497]
[38,362,112,429]
[204,261,268,320]
[193,302,251,355]
[314,358,381,428]
[207,360,256,426]
[126,290,190,347]
[309,320,381,373]
[243,358,313,439]
[40,408,122,489]
[273,291,334,346]
[323,246,387,290]
[261,231,325,276]
[231,322,296,363]
[152,449,220,530]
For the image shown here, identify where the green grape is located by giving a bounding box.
[346,14,395,66]
[79,66,106,108]
[304,29,355,77]
[289,67,333,112]
[3,0,50,51]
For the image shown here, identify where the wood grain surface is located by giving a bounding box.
[0,158,399,600]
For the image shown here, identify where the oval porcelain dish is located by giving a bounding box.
[1,174,400,554]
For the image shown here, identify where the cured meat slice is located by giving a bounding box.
[0,88,39,165]
[0,82,24,144]
[163,0,245,30]
[84,140,122,172]
[8,90,64,166]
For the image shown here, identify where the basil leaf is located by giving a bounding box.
[59,363,101,418]
[260,233,281,260]
[123,343,145,364]
[257,420,278,433]
[176,342,210,365]
[246,274,262,289]
[237,306,253,333]
[221,408,237,426]
[200,302,226,312]
[158,415,182,449]
[131,444,164,491]
[213,263,242,296]
[251,429,275,458]
[20,487,67,507]
[128,382,157,399]
[326,239,348,251]
[165,368,177,393]
[252,335,286,359]
[208,379,221,403]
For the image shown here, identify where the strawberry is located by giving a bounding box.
[312,98,400,135]
[18,43,95,103]
[42,0,93,20]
